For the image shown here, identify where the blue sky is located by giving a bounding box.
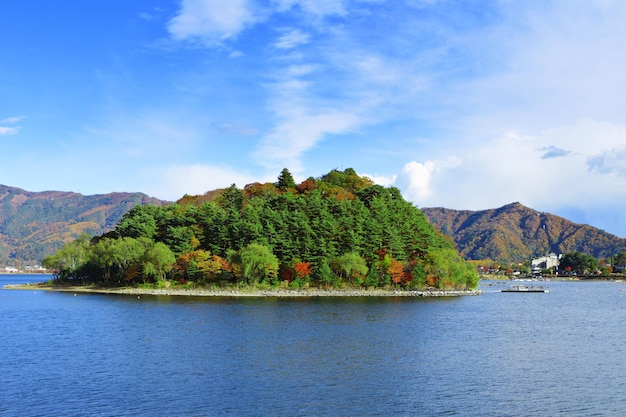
[2,0,626,237]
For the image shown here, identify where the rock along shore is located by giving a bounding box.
[3,284,482,297]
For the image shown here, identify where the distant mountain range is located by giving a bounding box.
[422,202,626,262]
[0,185,167,266]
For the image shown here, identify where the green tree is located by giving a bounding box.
[230,243,279,284]
[313,258,336,287]
[373,253,393,287]
[364,265,380,287]
[91,238,119,282]
[321,168,373,193]
[113,237,146,281]
[42,234,91,281]
[332,252,368,283]
[611,251,626,269]
[116,205,159,239]
[219,184,244,212]
[276,168,296,191]
[408,261,428,289]
[143,242,176,282]
[425,248,478,289]
[195,202,229,256]
[560,252,599,275]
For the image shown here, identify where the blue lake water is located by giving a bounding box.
[2,275,626,416]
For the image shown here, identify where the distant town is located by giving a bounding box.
[1,265,51,274]
[477,252,626,278]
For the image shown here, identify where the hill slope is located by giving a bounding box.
[0,185,167,265]
[422,202,626,262]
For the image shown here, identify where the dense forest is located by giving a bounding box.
[43,169,479,291]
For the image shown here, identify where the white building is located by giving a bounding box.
[531,253,560,273]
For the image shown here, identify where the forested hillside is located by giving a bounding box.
[44,169,479,290]
[0,185,166,265]
[423,202,626,262]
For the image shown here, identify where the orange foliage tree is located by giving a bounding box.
[389,258,405,284]
[295,261,312,279]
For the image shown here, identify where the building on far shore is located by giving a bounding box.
[1,265,49,274]
[531,253,561,275]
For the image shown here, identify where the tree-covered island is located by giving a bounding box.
[42,168,479,294]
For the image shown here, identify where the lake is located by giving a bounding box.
[2,275,626,416]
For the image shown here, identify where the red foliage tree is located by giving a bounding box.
[297,179,318,194]
[294,261,312,279]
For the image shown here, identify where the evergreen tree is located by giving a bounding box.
[219,184,244,212]
[276,168,296,191]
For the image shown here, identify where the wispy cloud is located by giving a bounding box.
[228,50,244,58]
[274,29,310,49]
[0,126,20,136]
[539,146,571,159]
[588,146,626,177]
[218,123,259,136]
[271,0,347,17]
[153,164,262,200]
[1,115,25,124]
[0,116,23,135]
[138,6,165,21]
[255,107,358,172]
[165,1,443,174]
[168,0,258,44]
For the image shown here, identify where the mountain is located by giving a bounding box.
[0,185,167,266]
[422,202,626,262]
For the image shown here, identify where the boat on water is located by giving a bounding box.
[502,284,550,293]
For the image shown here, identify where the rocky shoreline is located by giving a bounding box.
[4,284,482,297]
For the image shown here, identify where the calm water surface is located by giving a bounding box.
[2,275,626,416]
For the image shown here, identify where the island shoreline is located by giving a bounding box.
[3,284,482,297]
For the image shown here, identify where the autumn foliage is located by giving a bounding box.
[44,168,479,290]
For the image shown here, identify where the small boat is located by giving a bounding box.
[502,284,550,293]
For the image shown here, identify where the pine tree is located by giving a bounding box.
[276,168,296,191]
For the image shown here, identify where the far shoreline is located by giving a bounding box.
[3,283,482,298]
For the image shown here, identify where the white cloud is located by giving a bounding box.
[394,120,626,216]
[253,39,362,173]
[396,157,461,203]
[218,123,259,136]
[363,173,396,187]
[456,2,626,134]
[274,29,310,49]
[1,115,24,135]
[255,110,358,172]
[168,0,257,44]
[168,0,349,47]
[0,126,20,136]
[588,146,626,177]
[150,164,262,200]
[1,116,25,124]
[271,0,347,16]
